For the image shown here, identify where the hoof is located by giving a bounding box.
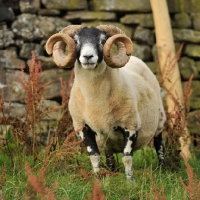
[126,176,135,184]
[159,162,165,169]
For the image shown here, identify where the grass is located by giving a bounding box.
[0,146,200,200]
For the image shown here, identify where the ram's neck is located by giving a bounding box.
[74,61,121,103]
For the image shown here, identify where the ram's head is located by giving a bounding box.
[46,25,133,69]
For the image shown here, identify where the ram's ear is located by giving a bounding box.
[103,34,133,68]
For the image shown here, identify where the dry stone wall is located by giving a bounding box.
[0,0,200,135]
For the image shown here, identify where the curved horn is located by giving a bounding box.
[103,34,133,68]
[45,25,83,68]
[96,25,133,68]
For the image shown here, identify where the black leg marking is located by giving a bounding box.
[121,128,139,180]
[82,124,100,156]
[154,132,165,167]
[113,126,124,132]
[123,129,138,156]
[82,124,100,172]
[105,153,115,172]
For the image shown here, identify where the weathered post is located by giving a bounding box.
[150,0,191,158]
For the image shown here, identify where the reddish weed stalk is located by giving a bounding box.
[54,74,74,147]
[0,90,12,125]
[147,172,166,200]
[25,162,57,200]
[163,74,193,170]
[80,168,106,200]
[12,51,62,158]
[24,131,82,199]
[180,153,200,200]
[158,43,183,89]
[157,43,193,170]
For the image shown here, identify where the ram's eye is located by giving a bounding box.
[74,40,78,44]
[101,39,106,45]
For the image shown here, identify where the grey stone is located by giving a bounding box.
[0,23,15,49]
[81,21,133,39]
[183,44,200,58]
[40,100,61,120]
[1,102,26,118]
[0,47,25,69]
[174,13,192,28]
[90,0,151,12]
[19,43,44,59]
[0,6,15,22]
[14,39,25,48]
[167,0,200,13]
[190,81,200,97]
[0,100,60,121]
[38,9,61,16]
[3,30,15,48]
[190,98,200,111]
[151,44,158,62]
[1,0,19,10]
[179,57,199,80]
[2,68,71,102]
[0,70,6,88]
[42,0,87,10]
[64,11,117,22]
[19,0,40,14]
[134,26,155,46]
[41,69,72,99]
[145,62,159,74]
[191,13,200,31]
[132,42,152,61]
[11,14,70,41]
[187,81,200,111]
[173,29,200,43]
[35,56,57,70]
[175,42,183,53]
[187,110,200,135]
[120,14,154,28]
[3,70,27,102]
[195,61,200,74]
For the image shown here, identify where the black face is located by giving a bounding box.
[73,27,107,69]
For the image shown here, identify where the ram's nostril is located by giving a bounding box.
[83,55,93,60]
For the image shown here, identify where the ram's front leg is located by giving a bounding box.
[122,128,138,181]
[80,124,100,172]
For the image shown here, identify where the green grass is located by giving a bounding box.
[1,147,200,200]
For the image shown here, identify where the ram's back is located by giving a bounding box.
[120,56,166,148]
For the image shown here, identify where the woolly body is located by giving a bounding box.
[46,25,166,180]
[69,56,166,154]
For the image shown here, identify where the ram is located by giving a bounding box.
[46,25,166,181]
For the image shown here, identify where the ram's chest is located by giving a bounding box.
[83,98,131,132]
[83,103,115,131]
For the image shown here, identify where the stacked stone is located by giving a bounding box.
[0,0,200,135]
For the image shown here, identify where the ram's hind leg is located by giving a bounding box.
[154,131,165,167]
[154,109,166,167]
[105,153,115,172]
[122,128,138,180]
[80,124,100,172]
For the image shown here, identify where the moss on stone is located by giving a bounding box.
[167,0,200,13]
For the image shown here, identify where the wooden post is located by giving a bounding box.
[150,0,191,158]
